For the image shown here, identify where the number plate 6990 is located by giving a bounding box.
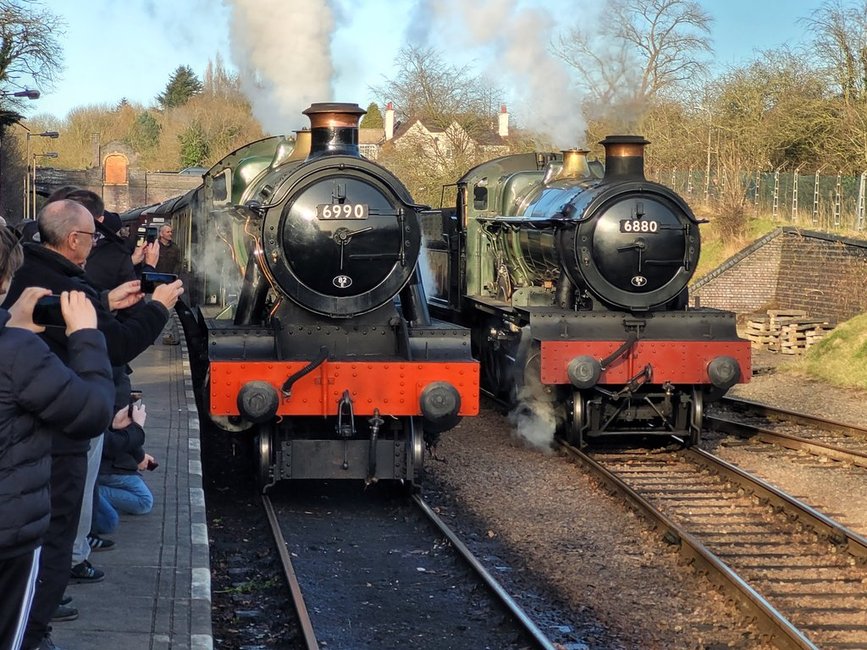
[317,204,369,220]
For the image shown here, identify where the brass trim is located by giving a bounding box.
[287,130,312,161]
[302,102,366,129]
[604,143,645,158]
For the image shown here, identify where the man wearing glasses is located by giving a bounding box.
[0,199,183,650]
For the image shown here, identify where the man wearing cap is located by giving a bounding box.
[86,210,158,292]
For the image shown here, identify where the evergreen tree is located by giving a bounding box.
[360,102,383,128]
[126,111,161,152]
[178,121,209,167]
[157,65,203,109]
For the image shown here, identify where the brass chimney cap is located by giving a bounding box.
[302,102,366,129]
[599,135,650,158]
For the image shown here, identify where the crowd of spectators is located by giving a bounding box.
[0,190,184,650]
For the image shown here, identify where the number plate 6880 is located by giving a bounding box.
[619,219,659,233]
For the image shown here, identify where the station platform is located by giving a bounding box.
[52,331,213,650]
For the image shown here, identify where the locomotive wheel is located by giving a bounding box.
[256,423,276,493]
[407,417,425,491]
[688,387,703,446]
[567,391,587,447]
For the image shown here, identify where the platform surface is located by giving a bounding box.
[53,330,212,650]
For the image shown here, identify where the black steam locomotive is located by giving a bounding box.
[422,136,750,446]
[126,103,479,490]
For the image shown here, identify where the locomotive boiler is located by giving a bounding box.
[128,103,479,490]
[423,135,750,446]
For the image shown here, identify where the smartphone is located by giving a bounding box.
[146,459,159,471]
[128,389,142,417]
[32,295,65,328]
[136,227,147,248]
[145,225,159,244]
[140,271,178,294]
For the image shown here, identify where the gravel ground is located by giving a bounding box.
[423,349,867,650]
[205,348,866,649]
[709,349,867,539]
[728,349,867,426]
[424,409,773,650]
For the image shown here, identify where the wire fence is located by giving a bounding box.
[648,168,867,232]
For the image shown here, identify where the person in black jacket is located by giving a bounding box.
[0,227,114,650]
[85,207,159,292]
[0,200,184,650]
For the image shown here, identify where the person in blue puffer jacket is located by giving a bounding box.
[0,227,114,650]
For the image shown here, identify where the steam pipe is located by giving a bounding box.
[399,271,431,326]
[235,254,269,325]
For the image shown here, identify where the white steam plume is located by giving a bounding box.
[416,0,584,148]
[225,0,334,134]
[506,328,560,453]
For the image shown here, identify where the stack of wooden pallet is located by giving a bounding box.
[744,309,834,354]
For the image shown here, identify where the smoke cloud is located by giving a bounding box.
[225,0,334,134]
[407,0,584,148]
[223,0,582,147]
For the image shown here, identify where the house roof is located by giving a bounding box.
[392,118,446,140]
[391,116,507,147]
[474,129,508,146]
[359,127,384,144]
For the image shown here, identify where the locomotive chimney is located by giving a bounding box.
[302,102,366,159]
[600,135,649,182]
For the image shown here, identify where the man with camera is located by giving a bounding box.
[154,224,181,345]
[0,226,114,650]
[0,199,183,650]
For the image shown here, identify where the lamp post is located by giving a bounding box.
[0,88,40,220]
[31,151,58,220]
[23,129,59,220]
[1,88,40,100]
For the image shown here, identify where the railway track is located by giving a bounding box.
[710,396,867,467]
[261,485,555,650]
[561,442,867,649]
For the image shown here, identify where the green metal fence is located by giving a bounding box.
[648,168,867,232]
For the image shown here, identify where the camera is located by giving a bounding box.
[145,225,159,244]
[140,271,178,294]
[128,389,142,417]
[32,295,65,328]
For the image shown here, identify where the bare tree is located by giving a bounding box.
[554,0,712,128]
[371,45,502,139]
[0,0,64,106]
[802,0,867,104]
[0,1,63,221]
[372,45,510,205]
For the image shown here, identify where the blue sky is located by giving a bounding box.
[31,0,820,134]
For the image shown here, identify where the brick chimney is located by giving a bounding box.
[498,105,509,137]
[385,101,395,141]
